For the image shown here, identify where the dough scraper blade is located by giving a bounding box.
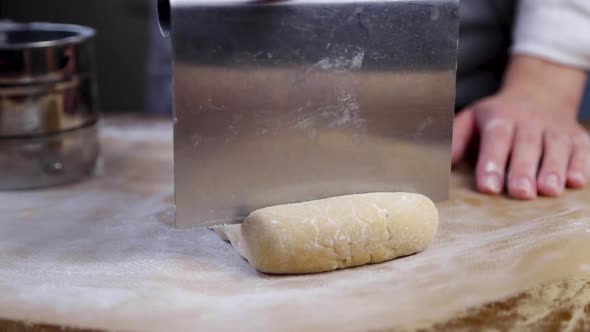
[160,0,460,228]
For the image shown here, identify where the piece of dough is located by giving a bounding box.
[221,193,439,274]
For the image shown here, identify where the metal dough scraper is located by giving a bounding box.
[159,0,460,228]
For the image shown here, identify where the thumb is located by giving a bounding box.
[452,108,476,165]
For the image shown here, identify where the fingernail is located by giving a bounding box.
[484,161,499,173]
[569,171,586,185]
[515,177,534,196]
[483,174,501,193]
[544,173,560,189]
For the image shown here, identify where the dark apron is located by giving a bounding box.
[456,0,516,110]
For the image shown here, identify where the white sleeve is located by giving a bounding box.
[512,0,590,69]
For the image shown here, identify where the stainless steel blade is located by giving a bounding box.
[163,0,460,228]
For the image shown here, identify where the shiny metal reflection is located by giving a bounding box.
[0,77,97,137]
[0,124,100,190]
[0,22,95,85]
[0,22,100,190]
[165,0,460,228]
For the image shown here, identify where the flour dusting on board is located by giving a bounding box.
[100,122,172,142]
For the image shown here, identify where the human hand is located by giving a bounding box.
[452,55,590,199]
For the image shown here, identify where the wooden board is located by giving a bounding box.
[1,116,590,332]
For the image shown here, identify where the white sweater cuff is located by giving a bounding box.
[512,0,590,70]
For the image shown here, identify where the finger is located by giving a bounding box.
[452,109,476,165]
[476,118,515,195]
[507,122,542,200]
[537,129,572,196]
[566,132,590,188]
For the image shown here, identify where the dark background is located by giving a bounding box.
[1,0,589,118]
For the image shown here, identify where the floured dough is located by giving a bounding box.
[220,193,439,274]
